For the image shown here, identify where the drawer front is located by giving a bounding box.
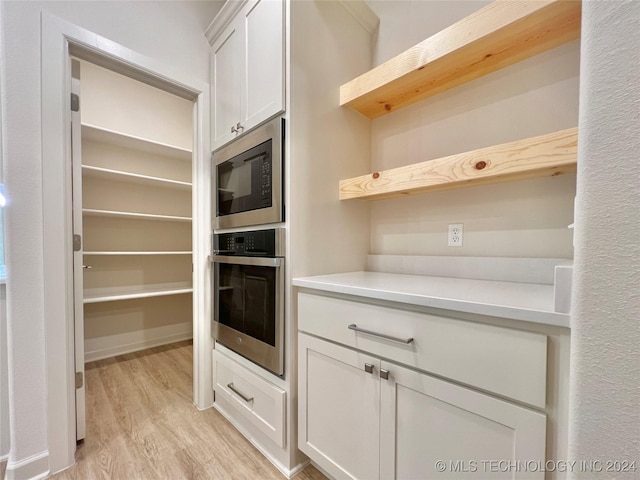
[298,292,547,408]
[213,349,286,447]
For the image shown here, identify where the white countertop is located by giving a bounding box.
[293,271,570,328]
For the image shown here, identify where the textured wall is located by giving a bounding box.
[568,0,640,474]
[0,0,213,473]
[365,1,578,258]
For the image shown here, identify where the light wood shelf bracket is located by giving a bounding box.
[340,0,582,119]
[339,128,578,201]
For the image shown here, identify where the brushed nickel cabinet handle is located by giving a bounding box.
[380,369,390,380]
[364,363,374,374]
[227,383,253,403]
[348,324,414,345]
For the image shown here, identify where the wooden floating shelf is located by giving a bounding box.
[340,0,582,119]
[339,128,578,201]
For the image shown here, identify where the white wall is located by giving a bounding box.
[569,0,640,472]
[1,285,8,461]
[0,3,8,459]
[0,0,213,474]
[365,1,578,258]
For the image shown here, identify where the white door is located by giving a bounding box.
[298,333,380,480]
[71,59,86,441]
[211,21,243,148]
[379,361,547,480]
[242,0,285,130]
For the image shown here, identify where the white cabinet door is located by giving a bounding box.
[211,21,243,148]
[299,333,380,480]
[379,360,547,480]
[242,0,285,131]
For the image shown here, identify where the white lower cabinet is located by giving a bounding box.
[299,332,547,480]
[379,360,547,480]
[213,349,286,448]
[299,334,380,480]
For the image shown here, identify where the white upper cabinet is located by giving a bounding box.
[211,23,243,148]
[210,0,285,150]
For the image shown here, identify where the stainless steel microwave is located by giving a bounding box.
[213,116,284,229]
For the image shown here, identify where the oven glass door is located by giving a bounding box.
[217,139,272,218]
[213,255,283,375]
[216,263,276,346]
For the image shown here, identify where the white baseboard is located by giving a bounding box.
[0,452,8,463]
[84,322,193,362]
[4,450,49,480]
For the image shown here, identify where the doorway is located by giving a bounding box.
[71,58,196,440]
[41,13,212,473]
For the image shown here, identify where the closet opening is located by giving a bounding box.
[71,57,196,442]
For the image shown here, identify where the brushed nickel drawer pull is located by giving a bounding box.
[348,324,414,345]
[227,383,253,403]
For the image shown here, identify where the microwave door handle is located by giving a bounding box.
[211,255,282,268]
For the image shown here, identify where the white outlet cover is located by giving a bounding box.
[448,223,464,247]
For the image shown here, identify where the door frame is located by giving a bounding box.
[41,12,212,473]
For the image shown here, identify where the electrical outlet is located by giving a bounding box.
[448,224,463,247]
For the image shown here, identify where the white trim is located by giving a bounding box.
[84,322,193,362]
[337,0,380,35]
[4,450,49,480]
[0,453,9,463]
[41,11,211,474]
[191,84,214,410]
[205,0,247,46]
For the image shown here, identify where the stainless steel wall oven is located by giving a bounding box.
[211,228,285,376]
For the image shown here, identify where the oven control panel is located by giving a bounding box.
[214,228,284,257]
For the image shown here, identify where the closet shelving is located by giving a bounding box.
[83,208,191,222]
[82,165,192,189]
[338,0,581,200]
[82,122,193,305]
[82,123,191,160]
[84,251,192,256]
[83,283,194,304]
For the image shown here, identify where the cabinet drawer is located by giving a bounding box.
[213,349,286,447]
[298,292,547,408]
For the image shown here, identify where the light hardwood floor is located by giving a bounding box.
[47,341,326,480]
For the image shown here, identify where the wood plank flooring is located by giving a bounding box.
[49,341,326,480]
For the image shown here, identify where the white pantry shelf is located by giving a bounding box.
[84,251,192,256]
[82,165,192,189]
[83,208,192,222]
[82,123,192,161]
[83,283,193,304]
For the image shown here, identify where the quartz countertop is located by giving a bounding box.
[293,271,570,328]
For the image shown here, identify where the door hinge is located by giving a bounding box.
[75,372,84,389]
[73,234,82,252]
[71,93,80,112]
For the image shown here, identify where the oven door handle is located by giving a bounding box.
[210,255,282,268]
